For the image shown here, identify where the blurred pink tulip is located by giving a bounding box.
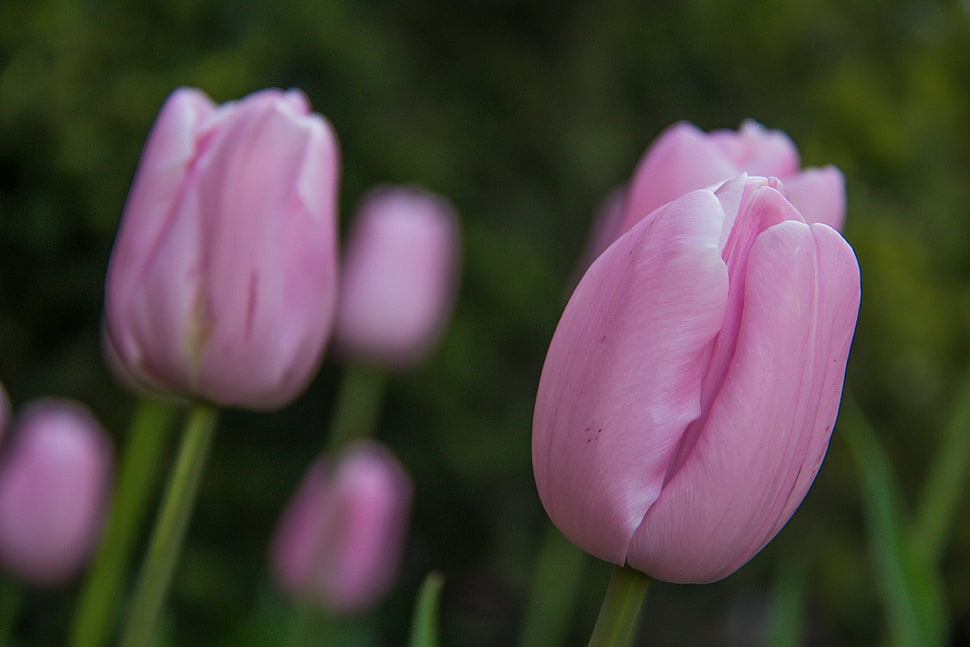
[334,186,461,368]
[270,441,412,613]
[104,87,341,409]
[0,400,113,587]
[616,120,845,239]
[533,174,860,583]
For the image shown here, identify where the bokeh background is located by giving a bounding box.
[2,0,970,645]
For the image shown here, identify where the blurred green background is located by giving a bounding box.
[2,0,970,645]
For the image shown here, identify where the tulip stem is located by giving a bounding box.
[69,397,177,647]
[118,401,219,647]
[326,364,386,451]
[587,565,650,647]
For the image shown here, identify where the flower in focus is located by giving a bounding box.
[533,174,860,583]
[615,120,845,240]
[333,186,461,368]
[269,441,412,614]
[0,399,113,587]
[104,86,341,409]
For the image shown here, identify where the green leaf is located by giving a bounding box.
[408,572,445,647]
[840,396,948,647]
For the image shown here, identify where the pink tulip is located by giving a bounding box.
[270,441,412,613]
[104,87,341,409]
[334,186,460,368]
[533,174,860,583]
[0,400,113,587]
[617,120,845,239]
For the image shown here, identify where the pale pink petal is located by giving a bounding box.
[708,120,800,178]
[618,123,737,237]
[627,220,860,582]
[784,165,846,232]
[533,189,730,565]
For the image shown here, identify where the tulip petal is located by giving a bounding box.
[708,120,801,178]
[185,91,338,408]
[627,220,860,582]
[533,190,730,565]
[105,88,214,376]
[618,123,737,237]
[784,165,846,232]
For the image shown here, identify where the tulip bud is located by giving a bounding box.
[617,120,845,238]
[533,174,860,584]
[0,400,113,587]
[104,87,341,409]
[270,441,412,614]
[333,186,460,368]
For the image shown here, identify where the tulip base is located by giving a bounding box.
[587,565,650,647]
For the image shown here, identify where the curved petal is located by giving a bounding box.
[618,123,737,238]
[104,88,214,367]
[533,190,729,564]
[784,165,846,232]
[627,220,860,582]
[191,91,339,408]
[708,120,801,178]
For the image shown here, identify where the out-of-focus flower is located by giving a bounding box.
[333,186,460,369]
[270,441,412,614]
[0,400,113,587]
[104,87,341,409]
[533,174,860,583]
[616,120,845,239]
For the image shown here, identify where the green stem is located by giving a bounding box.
[326,365,386,451]
[586,565,650,647]
[913,371,970,564]
[118,401,219,647]
[517,524,587,647]
[69,397,177,647]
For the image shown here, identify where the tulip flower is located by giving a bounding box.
[270,441,412,614]
[617,120,845,238]
[104,87,341,409]
[0,400,113,587]
[333,186,461,368]
[533,174,860,584]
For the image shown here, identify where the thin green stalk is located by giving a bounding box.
[913,371,970,564]
[119,401,219,647]
[408,572,445,647]
[586,565,650,647]
[517,524,587,647]
[326,365,386,451]
[69,397,177,647]
[841,396,947,647]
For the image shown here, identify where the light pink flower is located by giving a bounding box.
[533,174,860,583]
[270,442,412,613]
[616,120,845,239]
[334,186,461,368]
[0,400,113,587]
[104,87,341,409]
